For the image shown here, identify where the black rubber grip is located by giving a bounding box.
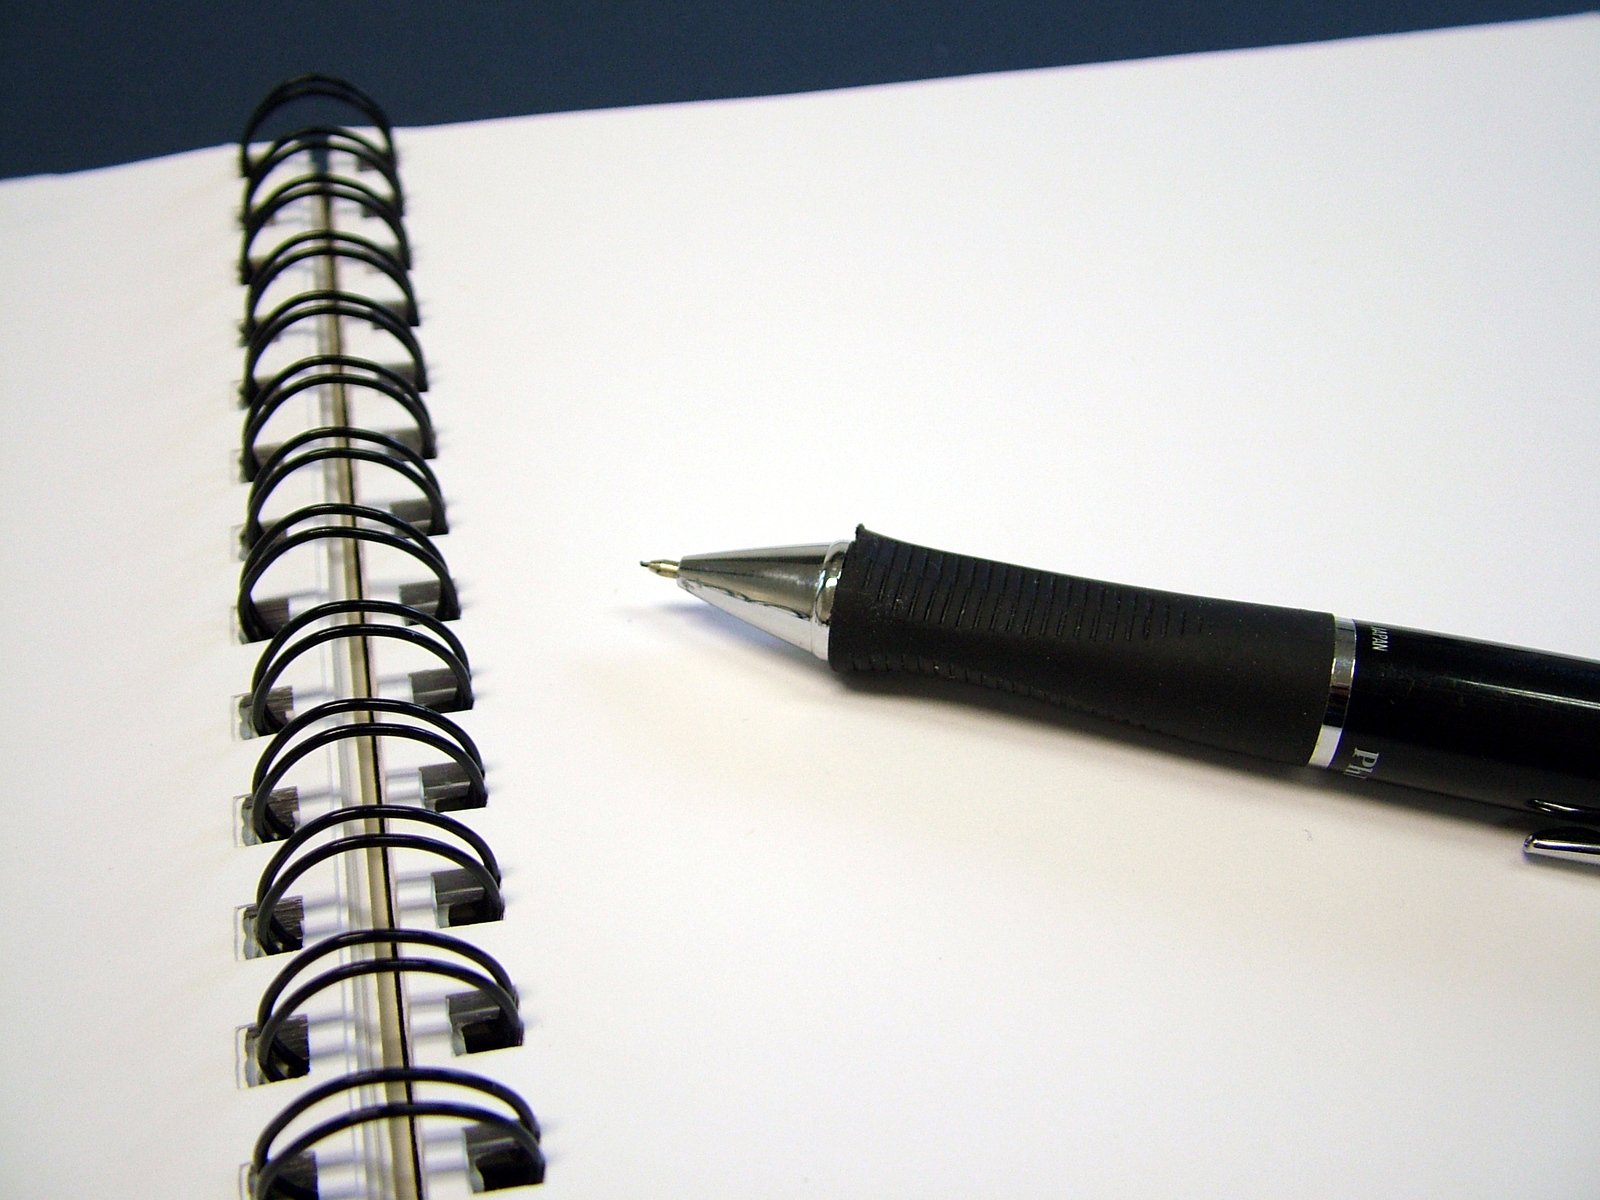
[828,528,1335,764]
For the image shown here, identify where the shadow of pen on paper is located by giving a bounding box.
[627,596,822,660]
[642,594,1546,842]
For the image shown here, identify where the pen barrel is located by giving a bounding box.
[828,531,1600,816]
[1330,624,1600,814]
[828,529,1335,765]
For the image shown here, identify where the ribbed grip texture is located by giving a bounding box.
[828,528,1336,764]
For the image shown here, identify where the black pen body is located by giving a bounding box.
[1330,623,1600,814]
[827,529,1600,818]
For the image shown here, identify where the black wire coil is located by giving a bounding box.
[251,1068,545,1199]
[249,928,522,1082]
[243,356,436,478]
[237,76,541,1197]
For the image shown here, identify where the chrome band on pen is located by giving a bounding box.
[1308,615,1358,769]
[1524,827,1600,864]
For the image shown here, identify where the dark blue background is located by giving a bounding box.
[0,1,1588,179]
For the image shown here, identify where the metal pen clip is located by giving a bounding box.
[1524,827,1600,866]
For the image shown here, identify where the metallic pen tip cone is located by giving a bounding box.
[641,559,680,578]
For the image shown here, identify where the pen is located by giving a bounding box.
[645,527,1600,865]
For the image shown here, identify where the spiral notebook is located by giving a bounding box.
[2,18,1599,1199]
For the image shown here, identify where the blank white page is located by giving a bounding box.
[401,16,1600,1200]
[0,149,301,1195]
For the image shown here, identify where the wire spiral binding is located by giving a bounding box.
[243,359,437,476]
[253,1069,542,1200]
[236,75,542,1197]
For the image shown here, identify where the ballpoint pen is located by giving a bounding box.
[644,527,1600,865]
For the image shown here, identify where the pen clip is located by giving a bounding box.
[1524,826,1600,867]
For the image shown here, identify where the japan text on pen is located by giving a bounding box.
[644,527,1600,867]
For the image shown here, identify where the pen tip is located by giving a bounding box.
[641,559,680,578]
